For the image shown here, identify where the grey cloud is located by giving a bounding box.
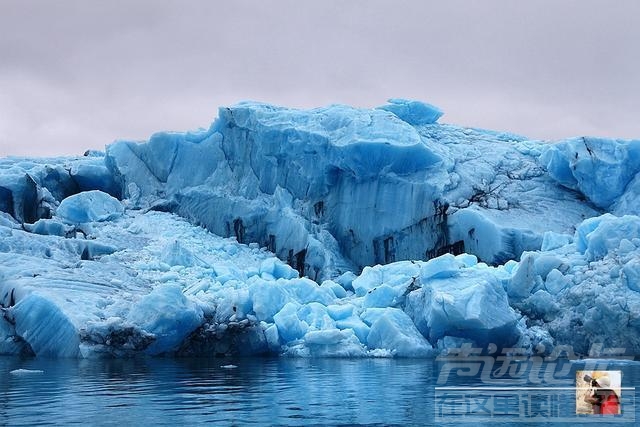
[1,0,639,156]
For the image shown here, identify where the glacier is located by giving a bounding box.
[1,98,639,359]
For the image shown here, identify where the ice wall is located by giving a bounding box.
[104,100,600,277]
[2,99,639,359]
[106,101,450,278]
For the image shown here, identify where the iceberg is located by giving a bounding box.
[406,257,520,348]
[511,214,640,355]
[540,137,640,209]
[56,190,124,225]
[376,98,444,126]
[1,99,639,358]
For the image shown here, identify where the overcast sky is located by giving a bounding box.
[1,1,639,157]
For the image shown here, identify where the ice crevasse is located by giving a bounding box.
[1,98,640,358]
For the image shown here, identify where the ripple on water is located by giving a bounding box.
[1,356,639,426]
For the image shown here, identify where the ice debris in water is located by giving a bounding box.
[10,369,44,375]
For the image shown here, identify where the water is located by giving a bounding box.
[1,356,639,426]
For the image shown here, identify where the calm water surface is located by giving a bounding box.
[1,356,639,426]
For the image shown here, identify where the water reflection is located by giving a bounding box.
[0,356,638,426]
